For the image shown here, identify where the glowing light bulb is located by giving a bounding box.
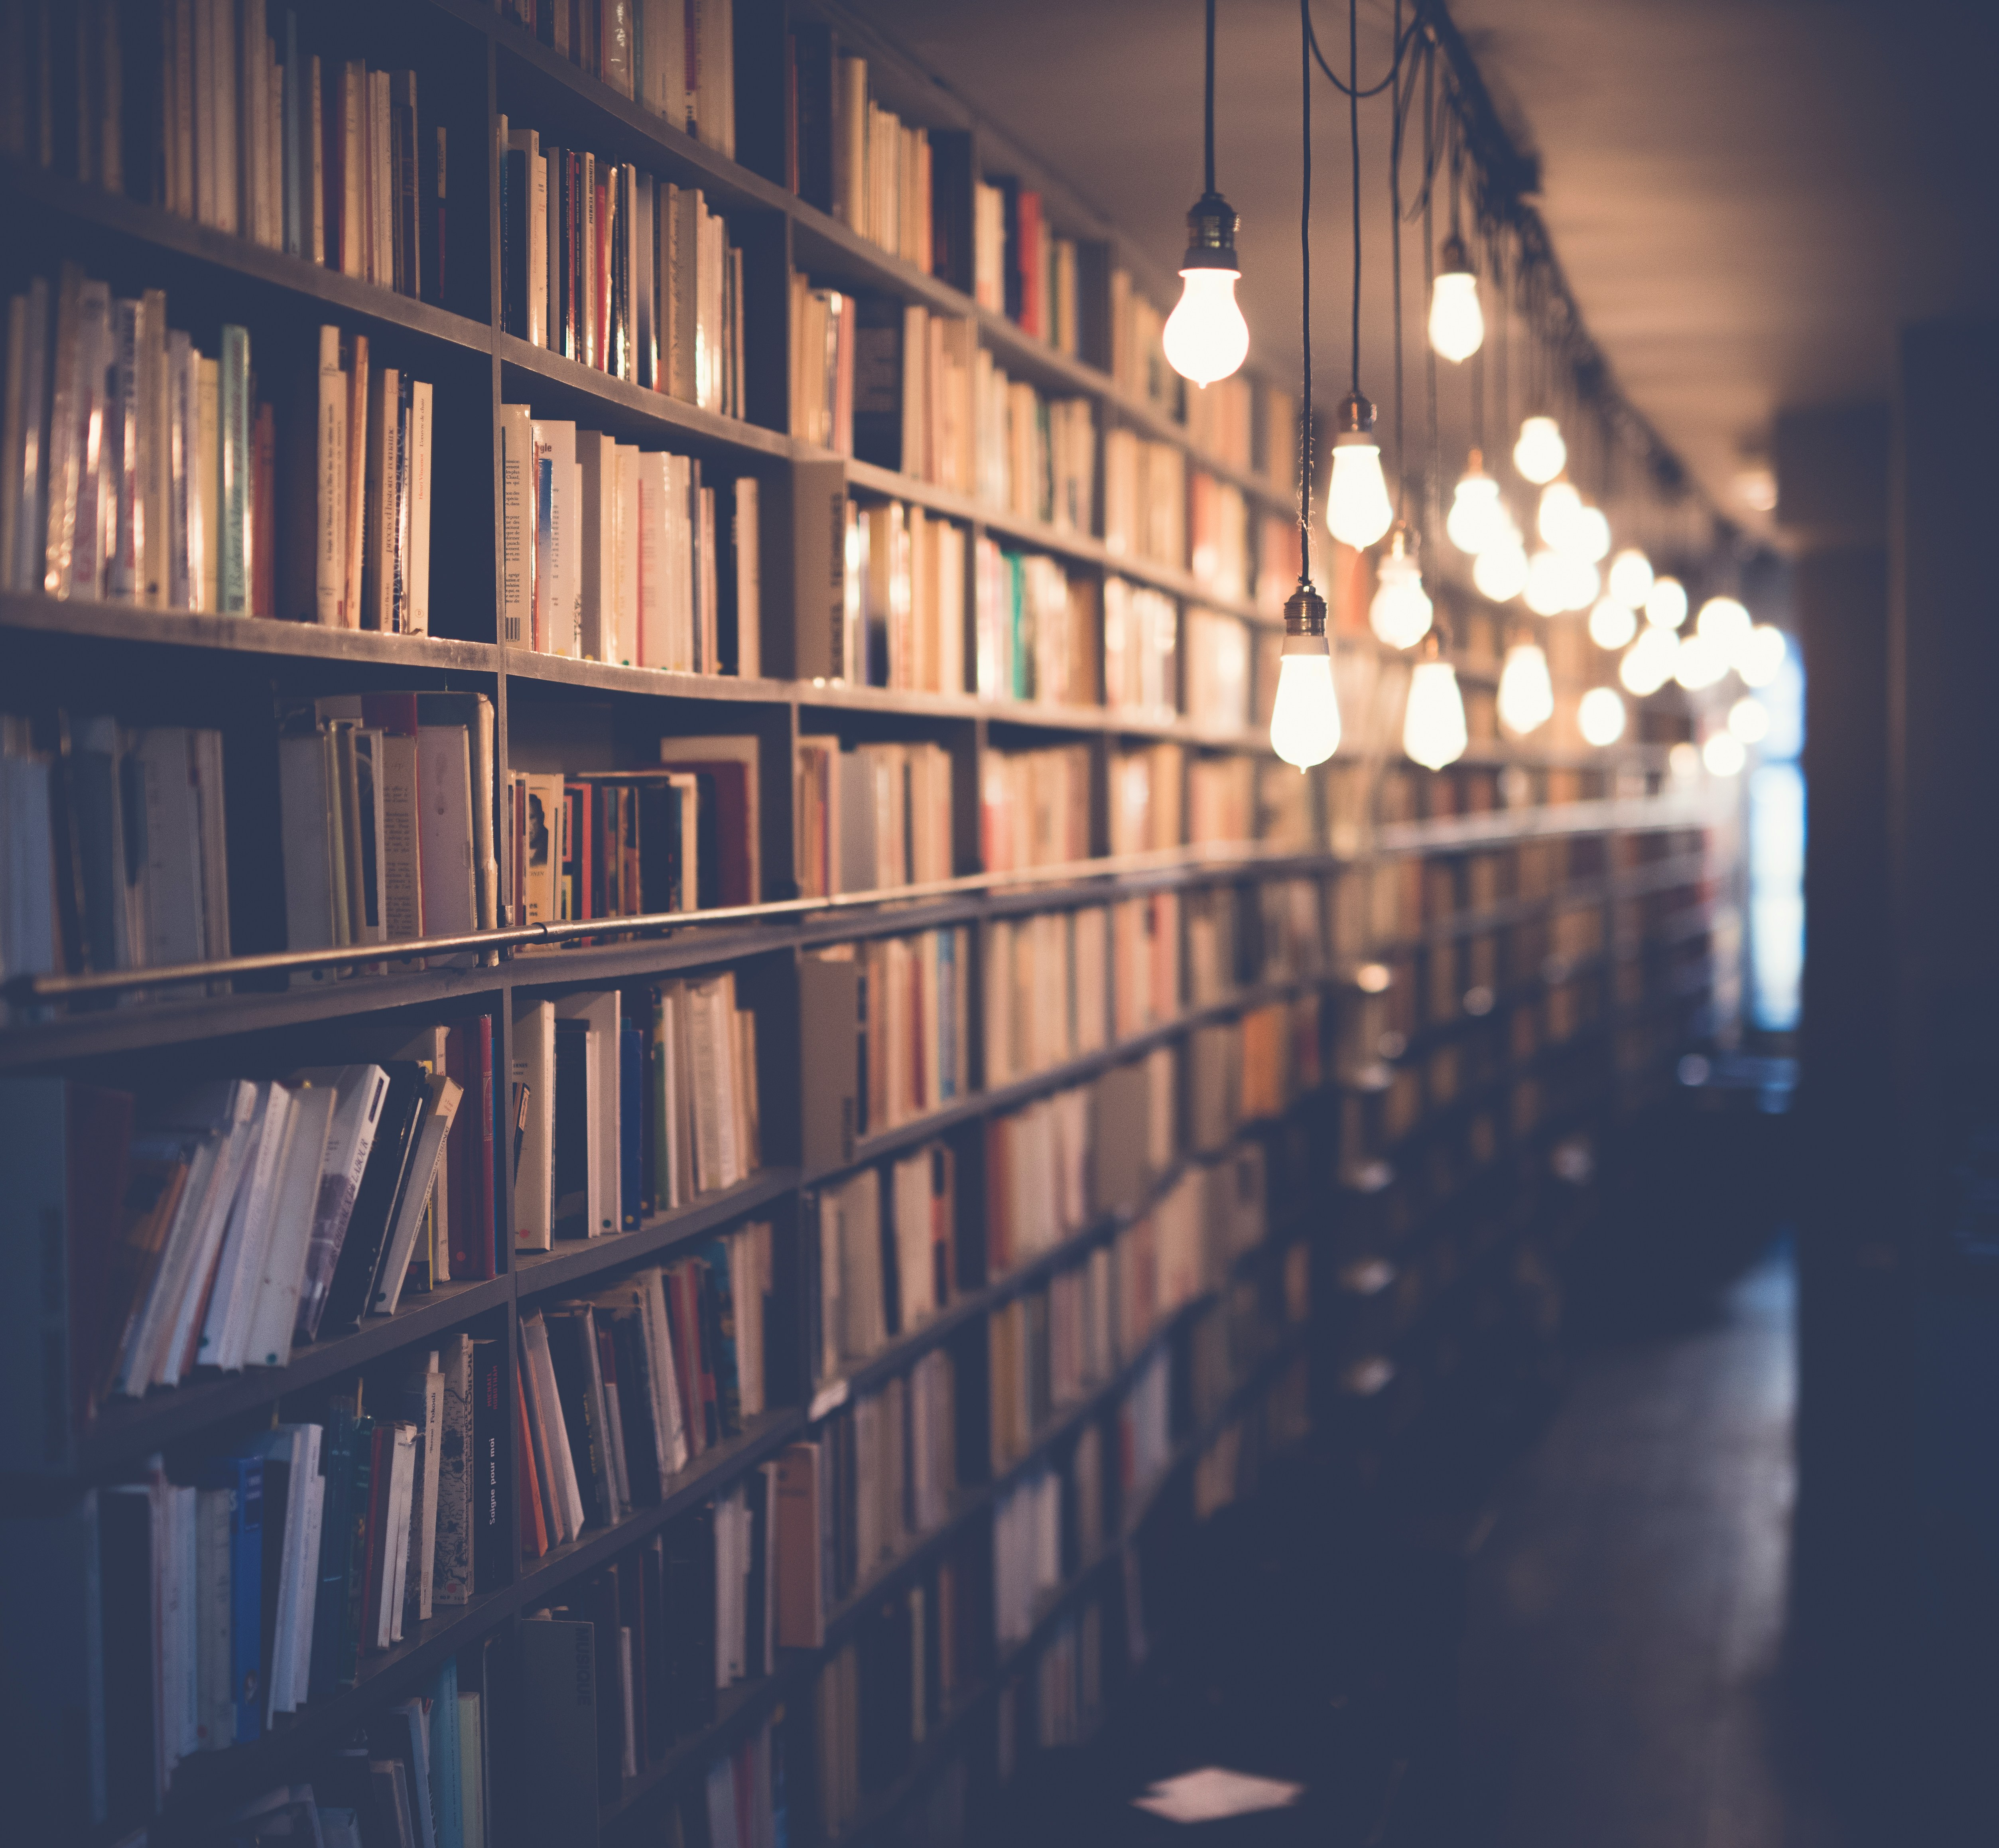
[1737,623,1786,688]
[1696,595,1752,662]
[1270,584,1340,769]
[1645,575,1689,629]
[1404,658,1469,770]
[1446,458,1504,555]
[1608,548,1654,610]
[1514,415,1567,485]
[1673,631,1729,690]
[1473,525,1529,603]
[1328,443,1394,549]
[1369,526,1433,649]
[1498,640,1555,737]
[1620,624,1678,695]
[1538,479,1583,550]
[1728,695,1769,743]
[1668,741,1702,780]
[1163,268,1249,388]
[1428,241,1483,363]
[1578,686,1627,746]
[1703,731,1747,777]
[1524,548,1568,616]
[1556,554,1601,612]
[1571,506,1611,563]
[1588,595,1638,651]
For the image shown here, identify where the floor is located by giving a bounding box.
[996,1244,1848,1846]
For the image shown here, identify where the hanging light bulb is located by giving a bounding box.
[1327,391,1394,549]
[1620,624,1678,695]
[1164,4,1247,388]
[1578,686,1627,746]
[1428,234,1483,363]
[1645,575,1689,629]
[1524,547,1568,616]
[1703,731,1747,777]
[1269,580,1341,769]
[1737,623,1787,688]
[1473,519,1529,602]
[1673,630,1729,690]
[1498,639,1555,737]
[1369,524,1434,649]
[1571,505,1612,563]
[1729,695,1769,743]
[1514,414,1567,485]
[1404,641,1469,770]
[1668,741,1702,780]
[1556,554,1601,612]
[1537,479,1583,550]
[1696,595,1753,663]
[1607,547,1654,610]
[1446,453,1504,555]
[1588,595,1638,651]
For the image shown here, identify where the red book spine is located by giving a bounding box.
[516,1369,548,1556]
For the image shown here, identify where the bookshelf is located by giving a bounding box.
[0,3,1729,1846]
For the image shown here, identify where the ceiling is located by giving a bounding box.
[843,0,1999,552]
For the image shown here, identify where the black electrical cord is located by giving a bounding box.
[1422,33,1439,540]
[1388,0,1405,512]
[1299,0,1314,575]
[1307,0,1420,98]
[1204,0,1217,196]
[1348,0,1361,394]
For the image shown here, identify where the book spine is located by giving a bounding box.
[218,324,250,613]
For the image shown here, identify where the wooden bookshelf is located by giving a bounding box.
[0,2,1730,1844]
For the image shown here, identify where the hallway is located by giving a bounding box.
[1453,1248,1844,1848]
[997,1243,1847,1846]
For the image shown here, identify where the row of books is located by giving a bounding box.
[983,910,1111,1088]
[517,1514,782,1838]
[824,51,935,276]
[0,717,228,1006]
[512,974,762,1253]
[496,0,739,160]
[279,692,496,955]
[987,1078,1116,1277]
[973,350,1095,531]
[510,739,761,940]
[800,929,972,1164]
[973,539,1097,706]
[980,741,1091,875]
[2,274,417,632]
[4,1056,493,1475]
[499,121,745,420]
[11,4,446,305]
[218,1655,487,1847]
[1189,472,1251,603]
[987,1275,1113,1474]
[809,1535,977,1838]
[798,1347,958,1624]
[991,1462,1064,1649]
[972,176,1084,359]
[794,736,956,902]
[1104,577,1181,721]
[1024,1599,1107,1756]
[14,1348,501,1831]
[844,494,970,691]
[1103,427,1187,568]
[500,406,760,673]
[514,1227,771,1558]
[810,1144,960,1382]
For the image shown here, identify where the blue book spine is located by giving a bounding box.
[197,1452,264,1742]
[428,1658,463,1848]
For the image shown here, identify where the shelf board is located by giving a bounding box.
[71,1275,514,1480]
[503,650,798,703]
[514,1169,803,1298]
[498,335,794,461]
[8,159,496,359]
[0,591,501,671]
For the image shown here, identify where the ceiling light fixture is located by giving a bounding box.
[1607,547,1654,610]
[1498,636,1555,736]
[1371,524,1434,648]
[1270,0,1341,770]
[1588,595,1638,651]
[1578,686,1627,747]
[1404,634,1469,770]
[1474,518,1530,602]
[1644,575,1689,630]
[1514,413,1566,485]
[1447,455,1504,554]
[1325,0,1393,550]
[1163,0,1250,388]
[1429,233,1483,363]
